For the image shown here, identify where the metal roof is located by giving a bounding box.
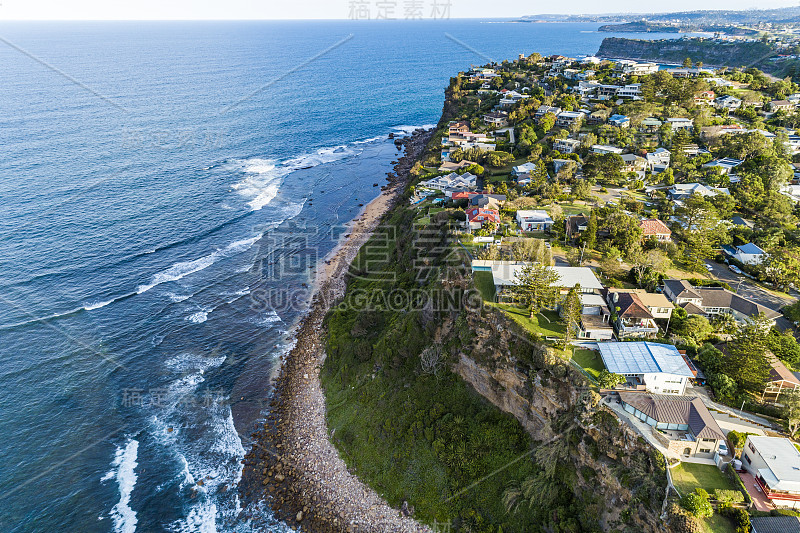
[748,436,800,493]
[597,342,694,377]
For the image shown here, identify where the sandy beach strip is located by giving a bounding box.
[239,129,433,532]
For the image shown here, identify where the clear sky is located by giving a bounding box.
[0,0,797,20]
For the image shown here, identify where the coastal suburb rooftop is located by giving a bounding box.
[598,342,694,377]
[749,436,800,493]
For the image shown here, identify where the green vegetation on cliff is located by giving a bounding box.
[597,37,775,69]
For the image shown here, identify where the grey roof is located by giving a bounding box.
[663,279,702,300]
[751,516,800,533]
[694,287,781,319]
[598,342,694,377]
[619,392,725,440]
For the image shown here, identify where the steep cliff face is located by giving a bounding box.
[597,37,774,69]
[453,304,669,532]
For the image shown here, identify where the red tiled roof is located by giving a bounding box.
[639,218,671,236]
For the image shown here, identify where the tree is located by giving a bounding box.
[709,372,737,400]
[782,389,800,437]
[760,247,800,292]
[511,263,560,317]
[571,179,591,200]
[673,314,713,346]
[680,491,712,518]
[561,285,583,344]
[598,370,624,389]
[540,112,556,133]
[710,313,738,336]
[580,211,598,250]
[483,150,514,168]
[629,248,669,290]
[605,211,643,256]
[682,57,693,68]
[723,313,773,392]
[419,344,443,376]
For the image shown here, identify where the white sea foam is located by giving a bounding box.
[186,310,209,324]
[166,292,193,303]
[101,439,139,533]
[136,236,262,295]
[84,299,115,311]
[392,123,436,136]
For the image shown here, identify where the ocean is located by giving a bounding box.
[0,19,690,532]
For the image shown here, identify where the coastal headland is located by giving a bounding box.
[238,128,434,532]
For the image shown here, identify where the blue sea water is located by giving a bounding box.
[0,19,688,532]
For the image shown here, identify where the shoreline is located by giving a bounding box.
[239,129,433,532]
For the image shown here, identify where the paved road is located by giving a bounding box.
[706,260,796,331]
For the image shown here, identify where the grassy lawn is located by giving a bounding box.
[473,271,496,301]
[491,304,572,358]
[572,348,605,380]
[700,513,735,533]
[671,463,736,496]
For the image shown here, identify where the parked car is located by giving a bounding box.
[705,263,714,272]
[718,442,729,456]
[729,265,743,275]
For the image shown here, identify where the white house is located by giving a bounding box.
[616,84,641,99]
[725,242,767,265]
[741,436,800,509]
[703,157,744,175]
[511,162,537,176]
[515,209,553,231]
[555,110,584,127]
[646,148,671,172]
[592,144,623,155]
[418,172,477,196]
[597,342,694,395]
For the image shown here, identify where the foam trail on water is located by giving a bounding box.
[101,439,139,533]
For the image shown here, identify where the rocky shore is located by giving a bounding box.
[239,129,433,532]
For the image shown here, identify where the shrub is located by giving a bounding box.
[713,489,744,504]
[680,492,713,518]
[667,503,703,533]
[726,463,753,504]
[772,509,800,517]
[694,488,710,500]
[719,503,750,533]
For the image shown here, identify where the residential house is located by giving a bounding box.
[667,67,713,78]
[606,291,659,338]
[750,516,800,533]
[639,218,672,242]
[511,162,537,176]
[662,279,781,325]
[586,109,610,125]
[535,105,561,118]
[646,148,671,172]
[471,261,604,302]
[565,213,590,241]
[555,110,584,128]
[618,61,658,76]
[554,138,581,153]
[607,288,674,320]
[483,111,509,127]
[771,100,796,113]
[465,207,500,231]
[722,242,767,265]
[666,118,694,132]
[619,392,725,459]
[596,84,620,100]
[668,183,729,201]
[707,77,734,88]
[703,157,744,175]
[448,121,470,134]
[715,94,742,110]
[741,436,800,509]
[762,356,800,403]
[731,215,755,229]
[419,172,477,197]
[640,117,663,133]
[694,90,715,105]
[608,114,630,128]
[597,342,694,395]
[469,194,506,210]
[621,154,647,172]
[592,144,623,155]
[574,80,601,98]
[616,84,642,99]
[516,209,554,232]
[573,293,613,340]
[515,172,533,187]
[683,144,710,157]
[438,160,477,172]
[552,159,573,175]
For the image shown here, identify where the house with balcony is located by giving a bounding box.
[483,111,508,127]
[516,209,553,232]
[741,436,800,509]
[762,356,800,403]
[597,342,694,395]
[640,117,663,133]
[715,94,742,110]
[619,392,725,459]
[465,207,500,231]
[555,110,584,128]
[646,148,670,172]
[662,279,781,326]
[606,288,674,321]
[554,138,580,154]
[616,84,642,99]
[511,162,537,176]
[606,291,659,338]
[608,114,630,128]
[622,154,647,172]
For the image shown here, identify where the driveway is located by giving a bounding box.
[738,470,774,512]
